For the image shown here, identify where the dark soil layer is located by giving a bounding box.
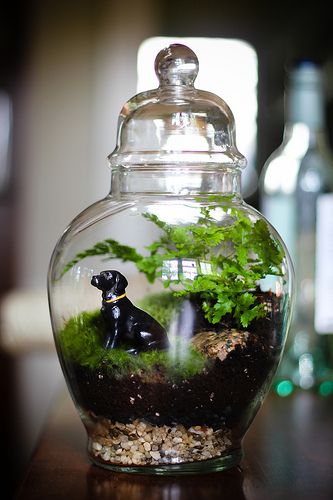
[66,294,282,432]
[71,341,278,433]
[64,291,284,432]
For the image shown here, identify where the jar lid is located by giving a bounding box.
[108,43,246,169]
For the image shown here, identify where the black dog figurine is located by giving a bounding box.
[91,270,169,354]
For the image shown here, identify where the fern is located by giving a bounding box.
[61,197,285,327]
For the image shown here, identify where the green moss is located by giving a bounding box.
[59,310,106,368]
[138,291,181,328]
[59,304,208,380]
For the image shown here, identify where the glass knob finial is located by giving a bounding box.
[154,43,199,87]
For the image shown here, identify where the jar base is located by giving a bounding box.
[88,448,243,475]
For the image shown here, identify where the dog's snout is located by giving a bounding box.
[91,275,99,286]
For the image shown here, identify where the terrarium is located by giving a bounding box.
[48,44,294,474]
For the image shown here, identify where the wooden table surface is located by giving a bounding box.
[15,385,333,500]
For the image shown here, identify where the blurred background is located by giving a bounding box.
[0,0,332,497]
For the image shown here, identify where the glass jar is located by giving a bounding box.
[48,44,294,474]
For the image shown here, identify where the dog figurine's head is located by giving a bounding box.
[91,270,128,294]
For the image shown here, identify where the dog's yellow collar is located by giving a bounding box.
[104,293,126,304]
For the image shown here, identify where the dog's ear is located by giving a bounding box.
[114,271,128,291]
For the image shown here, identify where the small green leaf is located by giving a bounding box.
[240,304,266,327]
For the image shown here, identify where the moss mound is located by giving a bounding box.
[59,293,208,380]
[139,291,181,328]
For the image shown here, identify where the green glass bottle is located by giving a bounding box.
[260,61,333,396]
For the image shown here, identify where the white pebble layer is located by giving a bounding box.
[89,417,232,466]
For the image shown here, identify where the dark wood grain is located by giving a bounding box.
[15,386,333,500]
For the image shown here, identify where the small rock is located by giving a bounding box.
[150,451,161,460]
[172,437,183,444]
[121,441,130,450]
